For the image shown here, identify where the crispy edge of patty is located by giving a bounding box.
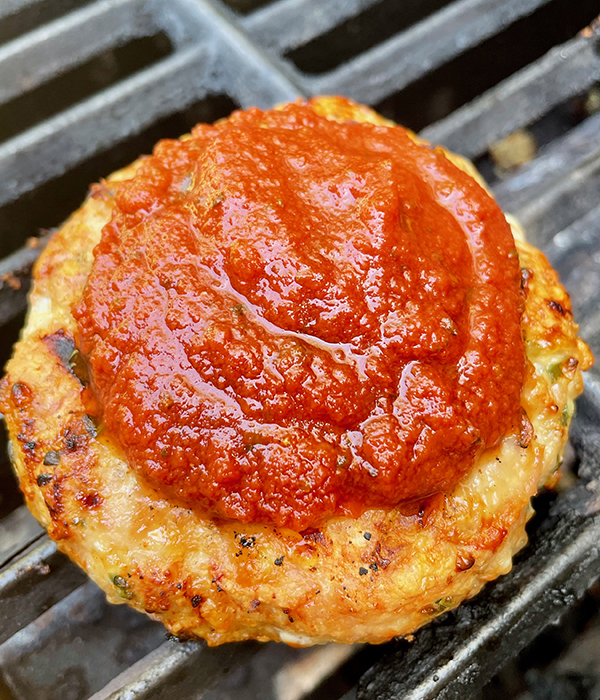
[0,98,592,645]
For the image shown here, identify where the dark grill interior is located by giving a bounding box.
[1,0,600,698]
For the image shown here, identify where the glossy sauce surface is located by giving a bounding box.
[74,99,525,530]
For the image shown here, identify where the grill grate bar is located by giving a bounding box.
[0,43,210,207]
[358,441,600,700]
[242,0,380,54]
[0,505,43,569]
[89,639,261,700]
[64,165,600,698]
[177,0,304,106]
[0,580,166,700]
[494,109,600,245]
[1,0,600,697]
[546,203,600,337]
[0,538,87,646]
[547,202,600,269]
[421,22,600,158]
[0,231,51,325]
[309,0,553,104]
[0,0,161,107]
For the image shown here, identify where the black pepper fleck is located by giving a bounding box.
[191,595,202,608]
[363,532,372,540]
[274,556,284,566]
[359,567,368,576]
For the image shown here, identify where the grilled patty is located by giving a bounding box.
[1,98,592,645]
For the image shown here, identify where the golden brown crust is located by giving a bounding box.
[0,97,592,645]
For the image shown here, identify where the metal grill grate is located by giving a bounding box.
[1,1,600,698]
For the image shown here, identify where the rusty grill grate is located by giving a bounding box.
[1,0,600,698]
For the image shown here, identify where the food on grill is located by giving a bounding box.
[1,97,592,645]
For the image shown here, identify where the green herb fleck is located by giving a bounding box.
[547,359,564,382]
[43,451,61,466]
[112,574,134,599]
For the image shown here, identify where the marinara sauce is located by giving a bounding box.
[74,98,525,530]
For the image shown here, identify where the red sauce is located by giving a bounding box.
[74,98,525,530]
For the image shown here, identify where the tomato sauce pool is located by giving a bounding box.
[74,98,525,530]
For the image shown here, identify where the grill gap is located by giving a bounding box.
[474,84,600,187]
[222,0,275,15]
[477,582,600,699]
[0,312,27,521]
[0,582,165,700]
[0,33,173,145]
[0,0,95,47]
[285,0,454,75]
[373,0,600,132]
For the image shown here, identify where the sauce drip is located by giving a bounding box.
[74,98,525,530]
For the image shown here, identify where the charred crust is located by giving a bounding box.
[518,409,535,449]
[36,472,53,487]
[373,542,392,570]
[520,267,533,293]
[42,330,76,371]
[11,382,32,408]
[546,299,569,317]
[22,440,37,454]
[63,428,87,452]
[89,180,115,201]
[166,632,192,643]
[48,479,65,515]
[301,528,327,546]
[564,356,579,377]
[456,552,476,572]
[77,491,103,509]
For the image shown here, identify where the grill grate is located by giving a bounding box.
[1,0,600,698]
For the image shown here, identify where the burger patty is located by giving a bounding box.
[0,98,592,646]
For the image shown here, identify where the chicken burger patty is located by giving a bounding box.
[1,97,592,645]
